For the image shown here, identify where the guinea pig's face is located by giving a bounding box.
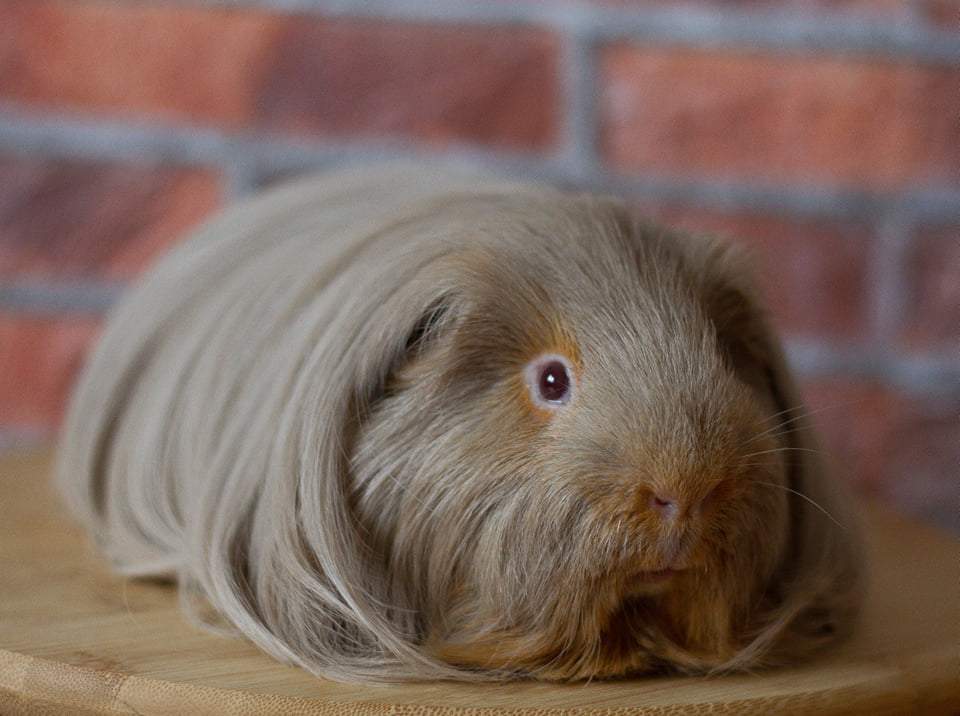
[351,204,795,680]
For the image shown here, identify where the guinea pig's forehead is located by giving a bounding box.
[554,279,714,375]
[462,211,668,328]
[514,238,639,299]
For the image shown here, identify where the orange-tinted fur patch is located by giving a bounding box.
[515,317,582,420]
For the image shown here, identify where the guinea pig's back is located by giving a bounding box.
[55,164,516,575]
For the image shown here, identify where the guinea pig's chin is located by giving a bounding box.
[624,568,684,596]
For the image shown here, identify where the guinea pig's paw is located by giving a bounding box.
[424,628,550,679]
[425,622,655,682]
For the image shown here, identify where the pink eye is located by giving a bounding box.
[525,354,575,409]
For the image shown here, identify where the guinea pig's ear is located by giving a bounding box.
[682,240,786,429]
[368,291,460,407]
[403,296,453,357]
[704,268,780,399]
[694,238,864,664]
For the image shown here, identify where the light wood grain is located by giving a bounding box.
[1,450,957,715]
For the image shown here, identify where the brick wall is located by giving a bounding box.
[0,0,957,531]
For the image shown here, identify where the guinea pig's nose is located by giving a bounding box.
[650,493,679,520]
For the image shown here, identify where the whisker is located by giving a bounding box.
[752,480,847,530]
[756,403,810,425]
[740,446,822,460]
[742,413,814,446]
[748,425,807,442]
[763,395,869,426]
[745,397,871,447]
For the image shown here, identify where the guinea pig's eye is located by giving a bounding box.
[524,354,575,409]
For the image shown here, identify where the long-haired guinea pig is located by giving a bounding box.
[57,164,863,683]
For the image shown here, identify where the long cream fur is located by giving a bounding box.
[56,164,864,683]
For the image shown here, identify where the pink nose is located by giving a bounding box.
[650,493,679,519]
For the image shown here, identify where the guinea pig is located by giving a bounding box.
[56,164,864,683]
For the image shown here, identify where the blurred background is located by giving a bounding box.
[0,0,957,531]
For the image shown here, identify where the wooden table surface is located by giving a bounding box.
[1,450,957,715]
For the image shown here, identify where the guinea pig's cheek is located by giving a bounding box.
[510,372,564,426]
[701,477,737,514]
[505,374,551,428]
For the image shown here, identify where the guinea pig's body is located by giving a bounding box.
[57,165,863,683]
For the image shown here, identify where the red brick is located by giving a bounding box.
[0,314,102,430]
[600,46,960,189]
[0,1,560,150]
[256,20,560,150]
[0,1,284,128]
[799,378,898,493]
[899,224,960,351]
[638,204,871,341]
[921,0,960,29]
[0,156,221,280]
[801,378,960,531]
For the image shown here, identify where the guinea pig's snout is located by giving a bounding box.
[649,492,679,520]
[644,489,698,523]
[633,486,717,574]
[643,479,725,524]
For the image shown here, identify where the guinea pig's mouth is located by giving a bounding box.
[623,567,686,595]
[635,568,682,582]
